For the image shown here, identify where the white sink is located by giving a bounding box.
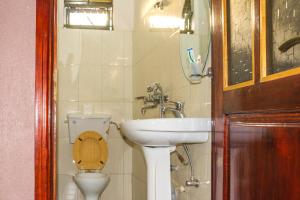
[121,118,210,146]
[120,118,211,200]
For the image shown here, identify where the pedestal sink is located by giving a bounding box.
[120,118,211,200]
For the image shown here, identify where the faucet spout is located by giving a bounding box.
[161,101,185,118]
[141,104,157,115]
[162,107,185,118]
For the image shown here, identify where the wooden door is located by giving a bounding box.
[211,0,300,199]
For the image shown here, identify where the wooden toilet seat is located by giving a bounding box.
[73,131,108,170]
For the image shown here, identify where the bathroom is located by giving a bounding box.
[57,0,211,199]
[1,0,300,199]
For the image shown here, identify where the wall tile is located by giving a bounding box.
[171,86,190,105]
[132,176,147,200]
[124,175,133,200]
[80,30,102,66]
[124,32,133,67]
[57,0,64,28]
[58,29,81,65]
[123,102,134,120]
[188,183,211,200]
[189,78,211,106]
[78,67,102,102]
[101,175,124,200]
[132,66,147,97]
[192,154,211,181]
[113,0,134,31]
[57,138,77,175]
[78,102,102,114]
[102,102,127,123]
[132,146,147,183]
[102,31,124,66]
[132,31,167,65]
[58,65,79,101]
[102,138,124,174]
[102,66,124,102]
[123,66,133,102]
[176,191,189,200]
[123,139,134,174]
[185,103,211,118]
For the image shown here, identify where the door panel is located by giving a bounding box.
[227,113,300,200]
[211,0,300,199]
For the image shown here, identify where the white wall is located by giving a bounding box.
[56,0,134,199]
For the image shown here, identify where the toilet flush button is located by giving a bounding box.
[72,120,77,124]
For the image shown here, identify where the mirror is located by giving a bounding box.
[179,0,211,83]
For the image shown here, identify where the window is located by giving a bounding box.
[64,0,113,30]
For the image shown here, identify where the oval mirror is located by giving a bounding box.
[179,0,211,83]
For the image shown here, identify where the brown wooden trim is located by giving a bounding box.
[211,0,225,199]
[222,0,255,91]
[223,117,230,200]
[35,0,57,199]
[260,0,300,82]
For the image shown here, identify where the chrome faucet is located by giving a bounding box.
[161,101,185,118]
[141,104,157,115]
[135,83,185,118]
[135,82,166,116]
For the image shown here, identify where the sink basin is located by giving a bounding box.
[120,118,211,200]
[120,118,211,147]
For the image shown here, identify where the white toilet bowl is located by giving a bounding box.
[73,173,110,200]
[67,113,111,200]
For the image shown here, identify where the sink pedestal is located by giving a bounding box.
[120,118,211,200]
[142,146,176,200]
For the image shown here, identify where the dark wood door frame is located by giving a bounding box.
[211,0,225,199]
[35,0,57,199]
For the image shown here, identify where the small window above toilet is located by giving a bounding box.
[64,0,113,30]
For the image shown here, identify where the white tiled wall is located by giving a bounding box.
[57,0,134,199]
[57,0,211,199]
[131,0,211,200]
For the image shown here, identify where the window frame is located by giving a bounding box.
[64,1,113,30]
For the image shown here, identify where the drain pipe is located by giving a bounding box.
[183,145,210,187]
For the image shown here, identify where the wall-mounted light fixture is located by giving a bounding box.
[180,0,194,34]
[148,16,183,29]
[147,0,183,30]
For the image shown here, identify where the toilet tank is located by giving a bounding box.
[67,113,111,143]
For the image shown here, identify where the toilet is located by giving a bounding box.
[67,113,111,200]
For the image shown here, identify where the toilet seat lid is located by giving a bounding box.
[73,131,108,170]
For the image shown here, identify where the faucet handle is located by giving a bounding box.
[135,96,146,102]
[168,100,185,110]
[146,86,154,92]
[175,101,185,110]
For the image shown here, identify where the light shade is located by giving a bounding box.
[148,16,184,29]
